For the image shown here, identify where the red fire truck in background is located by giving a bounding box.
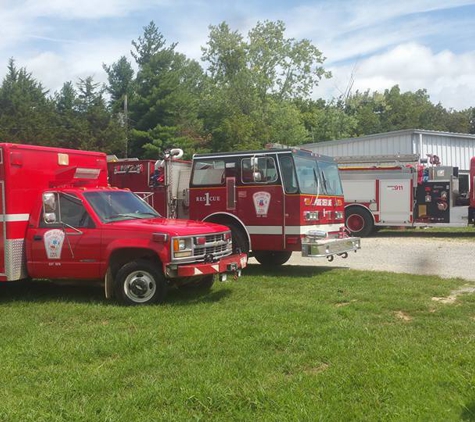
[469,156,475,225]
[108,147,361,266]
[337,154,475,236]
[0,143,246,305]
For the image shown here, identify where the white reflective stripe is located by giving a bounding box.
[194,268,203,275]
[247,226,282,235]
[286,224,344,235]
[247,224,344,236]
[0,214,30,222]
[211,265,219,272]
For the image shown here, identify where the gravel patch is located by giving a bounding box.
[251,237,475,281]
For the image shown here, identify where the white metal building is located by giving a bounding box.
[302,129,475,174]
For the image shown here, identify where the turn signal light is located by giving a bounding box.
[195,236,206,245]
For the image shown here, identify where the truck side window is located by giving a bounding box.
[60,195,94,228]
[40,194,93,228]
[242,157,278,184]
[278,156,298,193]
[191,160,225,186]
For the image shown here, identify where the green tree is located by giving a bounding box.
[200,20,329,151]
[74,76,126,154]
[53,81,84,149]
[126,21,206,158]
[103,56,134,113]
[0,58,55,145]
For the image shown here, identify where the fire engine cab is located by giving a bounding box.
[108,148,361,266]
[0,143,246,305]
[337,154,474,236]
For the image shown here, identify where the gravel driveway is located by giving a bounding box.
[251,235,475,281]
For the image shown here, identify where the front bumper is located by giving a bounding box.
[165,253,248,278]
[469,207,475,225]
[302,236,361,258]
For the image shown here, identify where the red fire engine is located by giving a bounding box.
[0,143,246,305]
[108,147,361,266]
[469,156,475,224]
[337,154,475,236]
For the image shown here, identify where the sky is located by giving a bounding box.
[1,0,475,110]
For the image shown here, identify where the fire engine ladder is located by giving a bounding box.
[334,154,420,169]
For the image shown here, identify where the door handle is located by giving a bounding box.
[33,235,42,241]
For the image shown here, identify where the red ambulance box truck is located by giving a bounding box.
[0,143,246,305]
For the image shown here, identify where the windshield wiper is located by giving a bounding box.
[320,170,328,192]
[139,212,159,217]
[106,213,143,221]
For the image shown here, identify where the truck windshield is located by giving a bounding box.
[294,156,344,196]
[83,191,160,222]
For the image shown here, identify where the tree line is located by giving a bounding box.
[0,21,473,159]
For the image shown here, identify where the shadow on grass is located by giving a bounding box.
[373,229,475,239]
[461,401,475,421]
[243,263,342,278]
[0,280,108,305]
[0,264,342,305]
[0,279,233,307]
[167,287,232,306]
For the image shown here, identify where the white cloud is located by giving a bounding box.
[22,0,169,20]
[18,38,135,94]
[318,43,475,110]
[0,0,474,111]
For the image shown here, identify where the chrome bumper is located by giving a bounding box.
[301,236,361,258]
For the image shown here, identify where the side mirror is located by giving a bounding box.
[44,212,57,224]
[43,192,58,224]
[253,172,262,182]
[43,192,56,212]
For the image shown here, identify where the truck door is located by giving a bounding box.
[278,154,299,248]
[28,192,101,279]
[379,179,412,223]
[237,155,284,250]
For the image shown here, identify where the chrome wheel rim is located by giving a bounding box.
[124,270,156,303]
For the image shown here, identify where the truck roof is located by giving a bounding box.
[193,148,336,162]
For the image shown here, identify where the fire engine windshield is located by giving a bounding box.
[294,156,343,196]
[83,191,160,222]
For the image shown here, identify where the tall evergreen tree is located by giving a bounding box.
[0,58,55,145]
[126,21,206,158]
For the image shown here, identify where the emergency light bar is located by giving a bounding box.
[74,168,101,179]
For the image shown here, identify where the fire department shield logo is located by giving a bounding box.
[44,229,65,259]
[253,191,271,217]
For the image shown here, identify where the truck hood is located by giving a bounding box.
[107,217,229,236]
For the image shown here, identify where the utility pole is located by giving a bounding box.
[124,94,128,158]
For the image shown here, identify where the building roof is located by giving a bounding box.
[303,129,475,149]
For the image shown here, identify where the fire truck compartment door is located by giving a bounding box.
[342,180,376,203]
[379,179,412,223]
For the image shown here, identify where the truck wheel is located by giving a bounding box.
[178,275,215,292]
[345,208,374,237]
[115,260,167,305]
[228,224,249,255]
[253,250,292,266]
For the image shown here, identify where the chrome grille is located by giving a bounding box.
[193,232,231,260]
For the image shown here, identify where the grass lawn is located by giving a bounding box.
[0,265,474,421]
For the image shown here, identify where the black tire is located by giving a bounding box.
[345,207,374,237]
[228,223,249,255]
[177,275,215,292]
[114,260,167,305]
[253,250,292,266]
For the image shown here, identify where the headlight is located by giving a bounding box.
[304,211,319,221]
[174,239,186,251]
[173,237,192,258]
